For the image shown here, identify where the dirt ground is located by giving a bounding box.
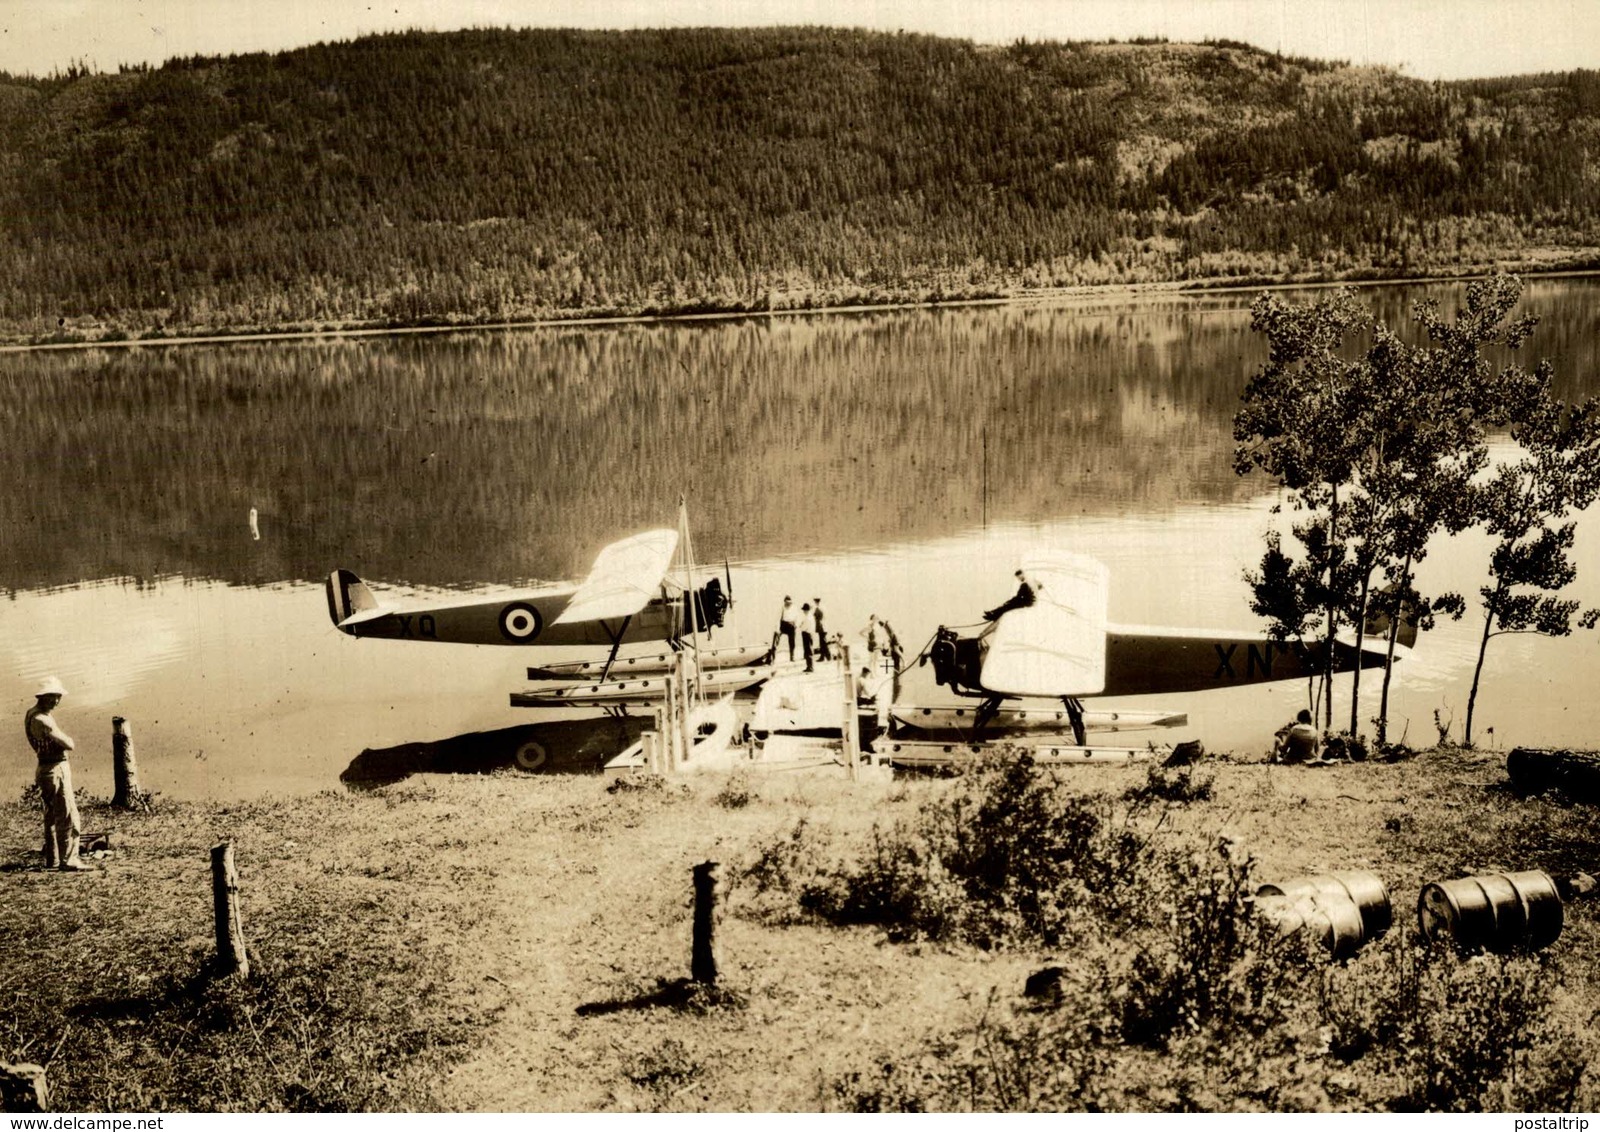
[4,745,1597,1111]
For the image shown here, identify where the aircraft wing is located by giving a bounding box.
[980,551,1108,696]
[552,529,679,626]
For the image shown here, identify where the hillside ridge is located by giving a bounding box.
[2,27,1597,343]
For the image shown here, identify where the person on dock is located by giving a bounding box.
[858,665,893,743]
[800,602,817,673]
[777,597,798,662]
[1273,709,1321,765]
[983,570,1035,622]
[25,676,88,872]
[813,598,832,662]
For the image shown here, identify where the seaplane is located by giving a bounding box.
[325,513,774,700]
[897,548,1407,757]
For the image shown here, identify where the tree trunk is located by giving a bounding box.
[1506,747,1600,802]
[1349,569,1372,737]
[1465,588,1501,748]
[1324,487,1340,731]
[1377,552,1415,746]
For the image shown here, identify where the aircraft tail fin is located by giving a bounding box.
[326,569,382,630]
[1363,588,1419,651]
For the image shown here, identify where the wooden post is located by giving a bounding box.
[661,658,679,772]
[0,1062,48,1113]
[210,842,250,979]
[676,659,693,770]
[691,861,720,985]
[112,716,142,809]
[840,644,859,781]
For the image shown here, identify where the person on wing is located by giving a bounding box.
[983,570,1035,622]
[1273,709,1321,764]
[26,676,89,872]
[813,598,832,662]
[800,602,817,673]
[777,596,798,662]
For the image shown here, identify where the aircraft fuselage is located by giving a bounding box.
[1102,629,1386,697]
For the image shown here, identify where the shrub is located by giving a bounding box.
[795,752,1160,948]
[829,985,1117,1111]
[1121,836,1316,1046]
[1126,763,1215,804]
[712,772,751,809]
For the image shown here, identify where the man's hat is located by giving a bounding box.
[34,675,67,698]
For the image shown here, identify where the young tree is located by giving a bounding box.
[1461,390,1600,747]
[1235,288,1370,730]
[1236,274,1541,740]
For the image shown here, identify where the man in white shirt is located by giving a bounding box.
[25,676,88,872]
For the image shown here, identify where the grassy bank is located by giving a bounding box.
[3,746,1598,1111]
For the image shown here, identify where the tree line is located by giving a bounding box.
[0,28,1597,340]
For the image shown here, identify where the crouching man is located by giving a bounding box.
[1273,709,1321,765]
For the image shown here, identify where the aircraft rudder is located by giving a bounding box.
[326,568,380,629]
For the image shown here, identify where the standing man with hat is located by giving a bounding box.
[26,676,88,872]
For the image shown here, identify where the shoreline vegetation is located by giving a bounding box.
[4,748,1598,1112]
[3,28,1600,348]
[4,262,1600,354]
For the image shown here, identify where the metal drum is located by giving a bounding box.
[1417,870,1564,953]
[1257,891,1369,959]
[1257,871,1392,942]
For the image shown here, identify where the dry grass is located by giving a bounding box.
[3,748,1598,1111]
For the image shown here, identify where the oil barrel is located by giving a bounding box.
[1256,891,1369,959]
[1417,870,1564,953]
[1257,871,1392,941]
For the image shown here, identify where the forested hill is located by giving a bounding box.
[2,27,1598,342]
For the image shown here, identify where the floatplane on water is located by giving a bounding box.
[743,547,1411,769]
[873,547,1409,764]
[325,506,778,700]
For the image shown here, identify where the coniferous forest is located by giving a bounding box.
[2,27,1598,342]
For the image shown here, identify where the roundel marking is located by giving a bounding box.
[514,740,548,771]
[499,601,543,642]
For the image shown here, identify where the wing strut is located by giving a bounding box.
[972,695,1005,736]
[597,615,633,682]
[1061,697,1087,747]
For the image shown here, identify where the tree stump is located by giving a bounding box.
[0,1062,48,1112]
[691,861,720,985]
[112,716,143,809]
[211,842,250,978]
[1506,747,1600,803]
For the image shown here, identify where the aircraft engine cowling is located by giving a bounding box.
[927,627,985,692]
[684,577,729,633]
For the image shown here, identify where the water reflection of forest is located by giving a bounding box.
[2,282,1597,592]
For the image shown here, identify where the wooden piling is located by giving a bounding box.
[839,644,859,781]
[691,861,720,984]
[210,842,250,979]
[0,1062,48,1113]
[662,657,679,772]
[112,716,142,809]
[676,658,693,770]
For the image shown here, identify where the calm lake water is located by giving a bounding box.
[4,279,1600,799]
